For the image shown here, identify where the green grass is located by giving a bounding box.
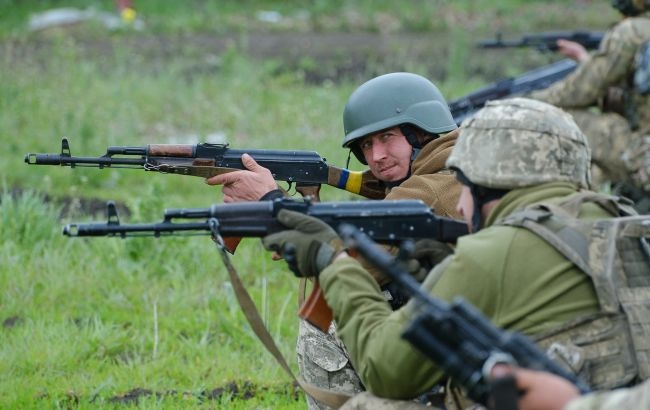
[0,190,304,408]
[0,1,620,408]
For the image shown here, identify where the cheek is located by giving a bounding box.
[393,143,412,166]
[457,189,474,218]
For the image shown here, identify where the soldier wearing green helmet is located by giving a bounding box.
[528,0,650,211]
[299,72,462,410]
[207,72,464,409]
[260,98,646,409]
[342,72,457,168]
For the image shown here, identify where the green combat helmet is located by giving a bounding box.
[342,72,457,164]
[447,97,592,191]
[611,0,650,15]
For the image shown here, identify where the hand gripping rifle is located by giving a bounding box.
[63,197,469,331]
[338,224,591,407]
[24,138,386,200]
[449,58,577,125]
[477,30,604,53]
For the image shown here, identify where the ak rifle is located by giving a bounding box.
[451,30,604,125]
[63,197,469,331]
[477,30,604,53]
[449,58,577,125]
[339,224,591,406]
[25,138,385,200]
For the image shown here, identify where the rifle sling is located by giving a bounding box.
[211,230,352,409]
[298,277,308,307]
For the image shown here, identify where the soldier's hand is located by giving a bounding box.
[205,153,278,202]
[262,210,344,277]
[556,39,589,62]
[409,239,454,279]
[490,365,580,410]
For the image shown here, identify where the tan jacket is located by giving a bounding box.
[385,129,461,218]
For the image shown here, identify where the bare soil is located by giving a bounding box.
[3,30,550,85]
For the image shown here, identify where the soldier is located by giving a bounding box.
[261,98,647,409]
[206,72,462,409]
[528,0,650,209]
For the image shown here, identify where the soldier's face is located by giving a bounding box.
[456,185,475,233]
[359,127,413,182]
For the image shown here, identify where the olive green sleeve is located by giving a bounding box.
[319,256,453,399]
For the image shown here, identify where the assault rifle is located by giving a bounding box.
[63,197,469,331]
[24,138,385,200]
[477,30,604,53]
[449,58,577,125]
[338,224,591,407]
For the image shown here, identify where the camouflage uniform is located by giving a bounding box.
[339,377,650,410]
[317,99,635,407]
[566,379,650,410]
[339,392,433,410]
[298,130,462,410]
[529,10,650,193]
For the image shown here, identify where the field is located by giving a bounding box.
[0,1,619,408]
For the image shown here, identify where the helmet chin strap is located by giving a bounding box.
[468,184,484,233]
[399,123,426,163]
[345,150,353,169]
[455,170,509,232]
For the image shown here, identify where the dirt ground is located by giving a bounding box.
[4,29,551,85]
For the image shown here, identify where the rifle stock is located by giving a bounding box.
[63,198,468,331]
[338,224,591,405]
[25,138,386,200]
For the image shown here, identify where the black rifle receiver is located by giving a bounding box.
[63,198,469,245]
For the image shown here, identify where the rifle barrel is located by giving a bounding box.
[25,153,146,167]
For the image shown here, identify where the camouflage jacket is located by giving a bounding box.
[565,378,650,410]
[530,12,650,134]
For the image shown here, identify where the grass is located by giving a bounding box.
[0,1,619,408]
[0,191,303,408]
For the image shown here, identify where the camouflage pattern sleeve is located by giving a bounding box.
[564,380,650,410]
[530,19,641,108]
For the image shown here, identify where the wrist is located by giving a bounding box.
[259,188,285,201]
[315,244,348,274]
[334,250,350,262]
